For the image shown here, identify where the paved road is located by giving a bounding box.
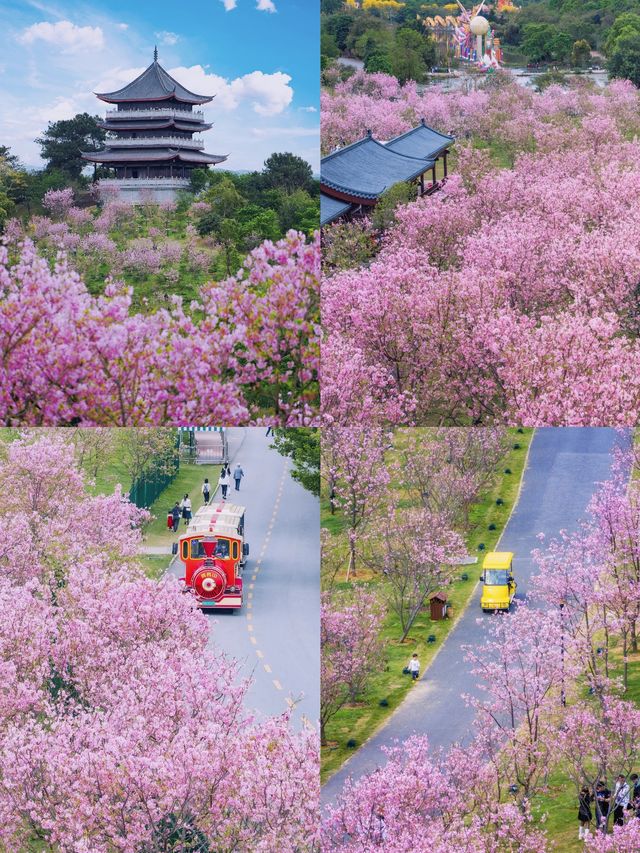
[168,427,320,728]
[322,427,630,805]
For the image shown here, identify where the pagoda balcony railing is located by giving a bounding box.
[106,136,205,150]
[99,177,191,186]
[106,108,205,120]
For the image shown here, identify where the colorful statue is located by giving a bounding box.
[453,1,502,69]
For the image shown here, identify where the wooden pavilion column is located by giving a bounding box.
[432,164,437,189]
[443,150,448,178]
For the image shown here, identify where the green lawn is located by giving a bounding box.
[321,428,534,780]
[142,462,222,548]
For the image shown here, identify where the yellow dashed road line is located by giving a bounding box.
[245,458,291,709]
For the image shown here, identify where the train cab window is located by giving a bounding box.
[215,539,230,558]
[181,540,188,561]
[232,540,239,560]
[190,539,206,559]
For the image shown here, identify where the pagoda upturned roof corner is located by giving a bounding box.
[95,59,213,105]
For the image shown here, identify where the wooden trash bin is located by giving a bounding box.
[430,592,448,621]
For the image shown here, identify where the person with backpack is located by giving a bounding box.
[202,478,211,506]
[233,464,244,491]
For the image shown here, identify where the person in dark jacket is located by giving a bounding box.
[171,502,181,533]
[578,786,593,840]
[595,781,611,832]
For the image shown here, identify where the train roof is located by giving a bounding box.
[193,502,245,519]
[482,551,514,570]
[186,522,242,539]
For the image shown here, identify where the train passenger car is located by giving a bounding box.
[176,502,249,610]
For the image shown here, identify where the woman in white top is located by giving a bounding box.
[218,467,230,500]
[181,493,192,525]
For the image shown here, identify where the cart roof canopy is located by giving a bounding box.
[482,551,514,570]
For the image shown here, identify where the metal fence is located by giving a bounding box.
[128,435,180,509]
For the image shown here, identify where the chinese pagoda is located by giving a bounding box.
[83,48,227,202]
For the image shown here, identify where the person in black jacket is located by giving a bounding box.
[595,781,611,832]
[578,786,593,840]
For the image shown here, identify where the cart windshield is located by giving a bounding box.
[484,569,510,586]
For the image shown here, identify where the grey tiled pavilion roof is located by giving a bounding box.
[82,147,227,165]
[321,133,435,202]
[96,59,213,105]
[385,119,455,160]
[321,193,353,226]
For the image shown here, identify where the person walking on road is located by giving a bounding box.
[218,466,230,500]
[595,781,611,831]
[181,494,192,526]
[202,478,211,506]
[233,463,244,491]
[266,426,273,436]
[408,653,420,682]
[578,786,593,840]
[171,502,181,533]
[613,775,630,826]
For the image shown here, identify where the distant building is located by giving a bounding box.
[82,48,227,203]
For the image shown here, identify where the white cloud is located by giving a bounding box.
[220,0,237,9]
[122,64,294,116]
[19,20,104,53]
[155,30,179,46]
[117,23,129,30]
[256,0,277,11]
[299,105,317,112]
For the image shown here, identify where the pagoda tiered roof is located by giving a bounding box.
[384,119,455,160]
[96,58,213,105]
[82,148,227,165]
[97,119,213,132]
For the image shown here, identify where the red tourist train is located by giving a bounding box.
[177,502,249,610]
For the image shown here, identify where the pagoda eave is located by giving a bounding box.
[95,92,213,106]
[97,120,213,132]
[82,149,227,165]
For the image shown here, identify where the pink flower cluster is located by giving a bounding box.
[0,231,320,425]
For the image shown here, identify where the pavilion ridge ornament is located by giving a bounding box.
[82,48,228,203]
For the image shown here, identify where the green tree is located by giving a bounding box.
[391,28,433,84]
[262,152,314,194]
[326,13,354,52]
[189,168,210,195]
[608,31,640,86]
[604,12,640,56]
[322,30,340,59]
[571,38,592,67]
[521,23,559,62]
[276,189,319,234]
[365,50,394,75]
[550,31,574,62]
[271,428,320,497]
[35,113,105,180]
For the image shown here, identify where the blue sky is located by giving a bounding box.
[0,0,319,171]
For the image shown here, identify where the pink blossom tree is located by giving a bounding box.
[320,589,386,745]
[321,426,391,579]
